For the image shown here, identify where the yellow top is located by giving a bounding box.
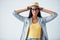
[28,22,42,38]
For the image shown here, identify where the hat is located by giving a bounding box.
[31,2,39,7]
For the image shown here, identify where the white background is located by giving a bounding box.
[0,0,60,40]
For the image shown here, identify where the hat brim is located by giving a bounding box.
[31,5,39,8]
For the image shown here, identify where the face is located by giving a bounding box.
[31,7,39,16]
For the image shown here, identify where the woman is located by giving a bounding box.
[13,2,58,40]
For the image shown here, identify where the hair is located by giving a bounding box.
[28,8,42,18]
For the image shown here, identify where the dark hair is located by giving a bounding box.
[28,8,42,18]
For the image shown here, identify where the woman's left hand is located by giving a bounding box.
[39,7,44,11]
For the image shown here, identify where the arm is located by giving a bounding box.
[15,7,29,13]
[13,7,30,22]
[40,8,58,23]
[41,8,56,14]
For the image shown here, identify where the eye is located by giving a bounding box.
[32,7,39,10]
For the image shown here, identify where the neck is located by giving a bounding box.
[32,16,37,20]
[32,16,38,24]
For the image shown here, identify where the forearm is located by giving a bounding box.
[41,8,58,23]
[16,7,29,13]
[41,8,56,14]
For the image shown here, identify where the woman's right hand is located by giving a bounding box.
[27,6,31,10]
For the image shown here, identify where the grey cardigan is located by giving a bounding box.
[13,10,58,40]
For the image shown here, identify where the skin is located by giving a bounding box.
[31,7,40,24]
[16,6,56,24]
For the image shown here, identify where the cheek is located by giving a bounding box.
[36,10,39,14]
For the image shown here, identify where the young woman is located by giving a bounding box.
[13,2,58,40]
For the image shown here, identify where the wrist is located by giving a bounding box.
[40,7,43,11]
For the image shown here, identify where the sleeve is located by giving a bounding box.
[13,10,27,22]
[43,12,58,23]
